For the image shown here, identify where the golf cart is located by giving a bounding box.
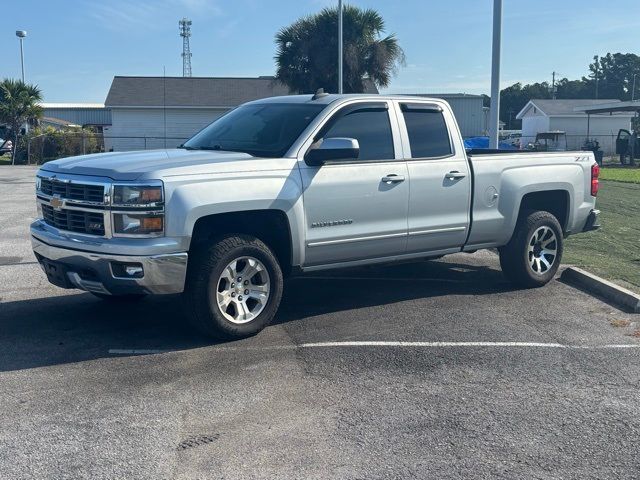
[0,138,12,155]
[526,131,567,152]
[616,129,638,166]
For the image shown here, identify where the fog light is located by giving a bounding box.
[111,262,144,279]
[125,265,143,276]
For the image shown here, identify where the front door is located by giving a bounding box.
[299,102,409,267]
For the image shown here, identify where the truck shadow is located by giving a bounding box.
[0,258,514,372]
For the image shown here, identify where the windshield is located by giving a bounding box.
[182,103,326,158]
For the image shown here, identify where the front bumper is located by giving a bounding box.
[582,209,601,232]
[31,234,188,296]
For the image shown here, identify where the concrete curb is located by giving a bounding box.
[560,267,640,313]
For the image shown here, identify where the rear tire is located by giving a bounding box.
[184,234,283,339]
[499,210,563,288]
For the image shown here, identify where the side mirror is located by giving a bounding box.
[305,137,360,166]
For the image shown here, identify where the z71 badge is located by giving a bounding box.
[311,219,353,228]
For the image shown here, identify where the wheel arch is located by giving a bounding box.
[190,209,294,275]
[517,189,571,232]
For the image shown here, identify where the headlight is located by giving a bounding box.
[112,184,163,207]
[113,213,164,236]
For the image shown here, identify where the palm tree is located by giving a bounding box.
[275,5,405,94]
[0,79,43,164]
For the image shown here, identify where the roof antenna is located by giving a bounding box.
[312,88,329,100]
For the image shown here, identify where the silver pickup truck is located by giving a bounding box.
[31,94,601,338]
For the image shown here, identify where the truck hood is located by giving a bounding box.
[40,149,295,181]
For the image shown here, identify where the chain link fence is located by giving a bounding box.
[26,133,189,165]
[22,131,635,166]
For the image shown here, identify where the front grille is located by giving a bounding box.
[42,204,105,236]
[40,178,105,203]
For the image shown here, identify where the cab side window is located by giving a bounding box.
[323,104,395,161]
[401,104,452,159]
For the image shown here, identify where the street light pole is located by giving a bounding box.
[338,0,343,94]
[16,30,27,82]
[488,0,502,149]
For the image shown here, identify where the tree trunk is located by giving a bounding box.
[11,130,19,166]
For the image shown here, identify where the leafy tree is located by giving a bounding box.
[586,53,640,100]
[555,78,592,99]
[275,5,405,93]
[499,82,551,129]
[497,53,640,127]
[0,79,43,164]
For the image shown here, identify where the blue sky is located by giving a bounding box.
[2,0,640,102]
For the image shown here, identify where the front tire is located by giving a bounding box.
[499,210,563,288]
[184,234,283,339]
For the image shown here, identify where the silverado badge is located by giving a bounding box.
[311,219,353,228]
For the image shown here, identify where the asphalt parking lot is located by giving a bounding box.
[1,166,640,479]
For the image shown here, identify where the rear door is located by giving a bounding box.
[395,101,471,254]
[299,101,409,267]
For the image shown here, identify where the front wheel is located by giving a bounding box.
[184,234,284,339]
[499,210,563,288]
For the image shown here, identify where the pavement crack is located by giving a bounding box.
[177,434,220,451]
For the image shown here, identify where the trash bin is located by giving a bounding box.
[594,150,603,166]
[582,139,603,166]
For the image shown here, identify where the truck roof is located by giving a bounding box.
[248,93,446,106]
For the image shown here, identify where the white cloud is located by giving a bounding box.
[89,0,222,31]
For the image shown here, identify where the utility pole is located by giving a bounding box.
[593,55,599,100]
[338,0,343,94]
[16,30,27,82]
[488,0,503,150]
[551,71,557,99]
[632,73,637,102]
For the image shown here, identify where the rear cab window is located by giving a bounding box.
[400,103,453,159]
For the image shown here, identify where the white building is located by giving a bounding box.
[405,94,485,138]
[103,76,377,152]
[517,99,633,154]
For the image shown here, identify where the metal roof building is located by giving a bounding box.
[105,76,380,151]
[517,99,633,154]
[403,94,486,138]
[39,103,112,129]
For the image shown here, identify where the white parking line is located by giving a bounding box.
[108,341,640,356]
[297,341,640,350]
[300,276,468,283]
[108,349,168,355]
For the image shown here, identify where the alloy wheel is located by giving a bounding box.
[527,226,558,275]
[215,256,271,324]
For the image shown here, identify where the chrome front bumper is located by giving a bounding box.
[31,232,188,296]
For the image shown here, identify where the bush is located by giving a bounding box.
[26,126,104,164]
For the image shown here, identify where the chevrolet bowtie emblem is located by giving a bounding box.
[50,195,64,210]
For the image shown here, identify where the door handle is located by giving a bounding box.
[382,174,405,184]
[445,171,466,180]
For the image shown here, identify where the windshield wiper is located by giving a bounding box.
[182,145,260,156]
[178,144,225,151]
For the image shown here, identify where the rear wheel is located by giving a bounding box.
[184,234,283,339]
[499,210,563,288]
